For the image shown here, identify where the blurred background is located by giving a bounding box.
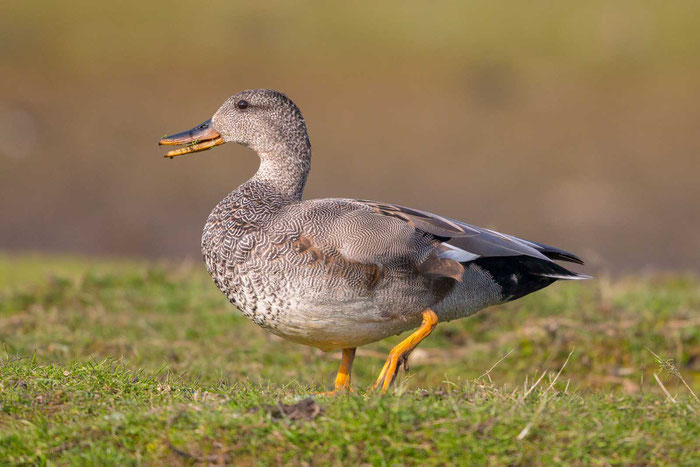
[1,1,699,273]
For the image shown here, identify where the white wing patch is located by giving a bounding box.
[439,242,480,262]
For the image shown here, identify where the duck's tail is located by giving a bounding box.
[471,255,591,302]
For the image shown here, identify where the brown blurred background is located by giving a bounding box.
[1,1,698,272]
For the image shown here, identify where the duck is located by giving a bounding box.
[159,89,589,393]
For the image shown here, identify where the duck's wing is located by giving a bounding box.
[354,199,590,303]
[294,198,588,305]
[357,200,584,266]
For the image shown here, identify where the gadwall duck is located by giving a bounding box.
[159,89,589,393]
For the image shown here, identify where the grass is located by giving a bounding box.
[1,254,699,464]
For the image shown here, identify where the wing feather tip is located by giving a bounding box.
[539,272,592,281]
[418,253,465,282]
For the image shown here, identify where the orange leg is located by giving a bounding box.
[370,309,438,393]
[318,348,356,395]
[334,347,356,391]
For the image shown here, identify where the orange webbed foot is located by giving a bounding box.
[370,309,438,393]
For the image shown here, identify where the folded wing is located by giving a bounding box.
[356,199,590,297]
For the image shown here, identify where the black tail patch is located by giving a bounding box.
[471,255,582,302]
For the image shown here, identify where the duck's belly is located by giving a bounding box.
[209,257,504,351]
[220,265,426,351]
[258,296,423,351]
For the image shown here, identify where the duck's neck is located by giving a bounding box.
[243,142,311,204]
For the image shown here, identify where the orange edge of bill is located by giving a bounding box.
[165,136,224,158]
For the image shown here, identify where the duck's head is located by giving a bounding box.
[159,89,309,159]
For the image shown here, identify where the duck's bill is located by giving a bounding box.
[158,119,223,158]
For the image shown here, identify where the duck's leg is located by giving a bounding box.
[333,347,356,391]
[370,309,438,393]
[318,347,356,395]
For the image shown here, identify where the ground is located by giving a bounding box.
[1,254,698,464]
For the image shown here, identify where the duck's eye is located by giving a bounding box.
[236,100,249,110]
